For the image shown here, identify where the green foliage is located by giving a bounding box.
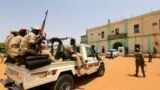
[0,43,5,48]
[0,43,6,56]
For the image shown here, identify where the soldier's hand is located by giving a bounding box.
[39,35,46,40]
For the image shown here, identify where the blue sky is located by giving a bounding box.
[0,0,160,43]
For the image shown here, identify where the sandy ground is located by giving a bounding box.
[0,56,160,90]
[0,63,6,90]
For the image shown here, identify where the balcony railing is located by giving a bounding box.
[108,33,127,40]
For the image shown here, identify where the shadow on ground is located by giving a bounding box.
[127,74,145,78]
[74,74,97,90]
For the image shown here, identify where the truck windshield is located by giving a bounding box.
[85,47,94,57]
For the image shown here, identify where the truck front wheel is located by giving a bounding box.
[51,74,74,90]
[96,63,105,76]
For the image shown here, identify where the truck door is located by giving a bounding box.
[85,47,98,70]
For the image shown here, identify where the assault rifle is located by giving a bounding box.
[40,10,48,35]
[37,10,48,53]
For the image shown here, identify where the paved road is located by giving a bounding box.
[0,56,160,90]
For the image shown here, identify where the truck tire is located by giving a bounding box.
[51,74,74,90]
[96,63,105,76]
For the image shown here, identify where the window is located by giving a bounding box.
[134,24,140,33]
[115,28,119,35]
[85,47,94,57]
[152,22,157,26]
[101,31,104,38]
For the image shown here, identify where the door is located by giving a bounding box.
[85,47,98,71]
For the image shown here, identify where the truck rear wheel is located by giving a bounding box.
[51,74,74,90]
[96,63,105,76]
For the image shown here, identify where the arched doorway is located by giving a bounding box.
[113,42,123,49]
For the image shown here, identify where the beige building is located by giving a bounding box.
[81,10,160,54]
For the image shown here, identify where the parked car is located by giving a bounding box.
[106,49,118,58]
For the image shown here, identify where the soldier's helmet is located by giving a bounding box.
[10,29,17,34]
[31,26,41,31]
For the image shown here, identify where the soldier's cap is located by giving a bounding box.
[10,29,18,33]
[31,26,41,31]
[19,28,27,33]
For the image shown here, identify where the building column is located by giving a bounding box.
[147,36,152,52]
[124,19,129,48]
[107,19,111,49]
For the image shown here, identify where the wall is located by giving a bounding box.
[85,10,160,54]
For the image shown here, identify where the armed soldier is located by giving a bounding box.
[4,29,18,53]
[152,47,157,57]
[147,50,152,62]
[8,29,27,59]
[134,48,146,77]
[19,27,43,56]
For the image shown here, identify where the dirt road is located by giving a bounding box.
[1,56,160,90]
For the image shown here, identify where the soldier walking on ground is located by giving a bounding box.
[134,48,146,77]
[147,50,152,62]
[152,47,157,57]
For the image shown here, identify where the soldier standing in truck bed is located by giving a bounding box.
[134,48,146,77]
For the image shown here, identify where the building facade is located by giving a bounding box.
[81,10,160,54]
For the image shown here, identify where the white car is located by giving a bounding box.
[106,49,118,58]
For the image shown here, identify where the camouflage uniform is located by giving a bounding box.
[65,44,86,75]
[4,34,14,53]
[8,35,23,58]
[65,44,84,62]
[19,32,37,56]
[134,51,146,77]
[41,42,55,62]
[4,30,18,54]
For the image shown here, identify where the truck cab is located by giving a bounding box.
[1,38,105,90]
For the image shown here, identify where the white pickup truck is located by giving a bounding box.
[1,38,105,90]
